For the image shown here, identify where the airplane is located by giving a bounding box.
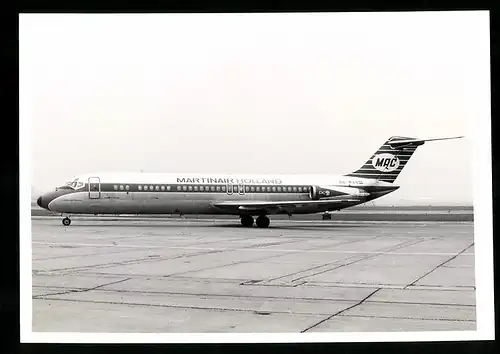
[36,135,464,227]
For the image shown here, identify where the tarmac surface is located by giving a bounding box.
[31,217,476,333]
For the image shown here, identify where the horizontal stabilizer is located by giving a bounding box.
[388,135,464,149]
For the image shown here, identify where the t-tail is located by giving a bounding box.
[345,135,464,183]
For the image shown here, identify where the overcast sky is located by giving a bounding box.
[20,12,489,205]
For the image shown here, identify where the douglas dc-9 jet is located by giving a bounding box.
[37,135,463,227]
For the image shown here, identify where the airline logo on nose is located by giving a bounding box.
[372,153,400,172]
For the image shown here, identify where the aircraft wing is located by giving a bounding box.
[212,198,361,213]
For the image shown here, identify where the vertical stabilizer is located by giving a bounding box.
[345,135,463,183]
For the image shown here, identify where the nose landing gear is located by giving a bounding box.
[62,217,71,226]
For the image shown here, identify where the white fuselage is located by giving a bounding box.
[40,172,393,216]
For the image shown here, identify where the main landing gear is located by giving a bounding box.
[62,217,71,226]
[256,215,270,228]
[240,215,254,227]
[240,215,270,228]
[322,212,332,220]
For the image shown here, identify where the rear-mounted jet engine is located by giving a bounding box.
[309,185,369,200]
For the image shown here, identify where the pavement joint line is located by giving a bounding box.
[289,237,429,284]
[33,247,156,261]
[300,288,382,333]
[404,243,475,289]
[301,282,476,291]
[31,296,337,317]
[147,236,386,280]
[31,285,476,307]
[180,236,257,248]
[32,248,228,274]
[335,313,476,323]
[34,286,362,303]
[32,241,473,257]
[161,246,310,278]
[48,273,473,292]
[32,277,131,298]
[259,235,384,283]
[33,239,306,274]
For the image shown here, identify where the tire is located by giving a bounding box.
[256,216,270,228]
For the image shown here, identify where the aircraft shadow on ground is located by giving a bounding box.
[214,223,364,230]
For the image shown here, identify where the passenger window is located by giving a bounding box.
[250,186,255,192]
[138,185,142,191]
[114,185,118,191]
[194,186,198,191]
[216,186,220,191]
[267,186,271,192]
[144,185,148,191]
[200,186,204,191]
[150,185,154,191]
[272,186,276,192]
[245,186,250,192]
[293,186,297,192]
[188,185,193,191]
[256,186,260,192]
[155,186,160,191]
[298,186,302,192]
[125,185,130,191]
[222,186,226,192]
[211,186,215,191]
[120,185,124,190]
[161,186,165,191]
[182,186,187,191]
[177,186,181,191]
[277,186,281,192]
[167,186,171,191]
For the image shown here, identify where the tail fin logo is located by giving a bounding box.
[372,153,400,172]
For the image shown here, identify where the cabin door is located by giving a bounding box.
[88,177,101,199]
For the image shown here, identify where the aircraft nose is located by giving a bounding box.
[37,195,50,210]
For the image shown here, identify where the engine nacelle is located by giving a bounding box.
[309,186,339,200]
[309,185,368,200]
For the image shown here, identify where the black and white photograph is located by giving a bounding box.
[20,11,494,342]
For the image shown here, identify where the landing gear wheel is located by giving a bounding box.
[62,217,71,226]
[256,215,270,228]
[322,213,332,220]
[240,215,254,227]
